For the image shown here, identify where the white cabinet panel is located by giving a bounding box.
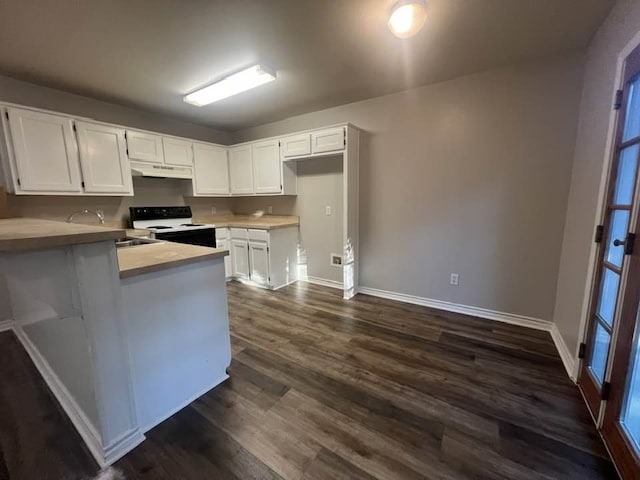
[312,127,345,154]
[163,137,193,167]
[229,145,253,195]
[252,140,281,194]
[282,133,311,158]
[249,241,270,286]
[231,239,249,279]
[216,238,232,278]
[76,121,133,195]
[126,130,164,164]
[192,143,229,195]
[7,108,82,193]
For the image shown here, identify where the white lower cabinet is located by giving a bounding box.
[215,228,232,278]
[230,239,250,280]
[248,240,270,286]
[228,226,298,289]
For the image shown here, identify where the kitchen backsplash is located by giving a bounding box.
[5,177,297,226]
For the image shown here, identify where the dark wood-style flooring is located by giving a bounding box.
[0,281,618,479]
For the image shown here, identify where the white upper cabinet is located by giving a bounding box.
[163,137,193,167]
[282,133,311,158]
[312,127,345,154]
[75,121,133,195]
[126,130,164,164]
[252,140,281,194]
[192,143,229,195]
[229,145,254,195]
[7,108,82,193]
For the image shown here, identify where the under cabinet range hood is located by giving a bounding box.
[130,161,193,179]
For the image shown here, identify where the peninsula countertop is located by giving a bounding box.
[117,242,228,279]
[193,214,299,230]
[0,217,125,252]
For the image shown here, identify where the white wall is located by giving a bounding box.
[234,53,585,321]
[554,0,640,354]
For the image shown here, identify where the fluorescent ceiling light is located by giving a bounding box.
[388,0,427,39]
[184,64,276,106]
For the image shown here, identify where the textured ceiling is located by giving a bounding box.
[0,0,614,131]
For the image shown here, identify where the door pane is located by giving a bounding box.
[614,144,640,205]
[606,209,631,267]
[598,268,621,327]
[621,318,640,453]
[623,77,640,142]
[591,322,612,384]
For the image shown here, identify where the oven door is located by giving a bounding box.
[154,228,216,247]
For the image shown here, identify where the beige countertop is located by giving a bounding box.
[117,242,228,279]
[193,214,299,230]
[0,218,125,252]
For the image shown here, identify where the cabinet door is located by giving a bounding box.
[126,130,164,164]
[163,137,193,167]
[229,145,254,195]
[216,238,232,278]
[231,239,249,279]
[252,140,281,194]
[249,241,270,285]
[76,121,133,195]
[312,127,345,154]
[192,143,229,195]
[7,108,82,193]
[282,133,311,158]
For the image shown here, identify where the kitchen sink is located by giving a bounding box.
[115,237,164,249]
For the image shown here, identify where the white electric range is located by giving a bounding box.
[129,206,216,247]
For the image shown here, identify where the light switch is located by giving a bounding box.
[325,206,332,215]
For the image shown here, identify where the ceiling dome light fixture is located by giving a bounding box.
[388,0,427,39]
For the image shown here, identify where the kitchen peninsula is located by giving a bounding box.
[0,217,231,467]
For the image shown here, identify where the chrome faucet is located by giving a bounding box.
[67,209,105,225]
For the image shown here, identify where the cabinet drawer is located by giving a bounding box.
[312,127,345,154]
[282,133,311,158]
[248,228,269,242]
[230,227,248,240]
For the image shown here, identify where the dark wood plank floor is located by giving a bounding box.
[0,281,618,479]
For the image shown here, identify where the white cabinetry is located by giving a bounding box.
[192,143,229,195]
[230,238,250,279]
[229,145,254,195]
[216,228,232,278]
[227,226,298,289]
[282,133,311,158]
[162,137,193,167]
[126,130,164,164]
[6,108,82,193]
[75,121,133,195]
[252,140,281,194]
[312,127,345,154]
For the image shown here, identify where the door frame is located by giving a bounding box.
[575,28,640,387]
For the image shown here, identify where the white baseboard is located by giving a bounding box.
[13,326,106,465]
[140,373,229,433]
[550,323,577,382]
[0,319,12,332]
[102,427,145,466]
[357,286,552,331]
[304,276,344,290]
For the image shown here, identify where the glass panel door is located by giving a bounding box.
[589,44,640,479]
[579,70,640,417]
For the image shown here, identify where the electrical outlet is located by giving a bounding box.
[267,206,273,214]
[450,273,459,286]
[325,206,332,216]
[211,206,217,215]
